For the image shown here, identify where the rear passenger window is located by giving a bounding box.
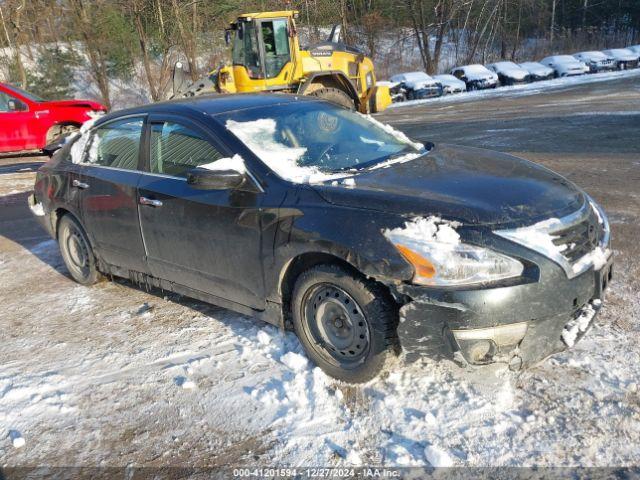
[83,117,143,169]
[150,122,223,177]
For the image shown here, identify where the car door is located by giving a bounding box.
[75,115,148,273]
[136,115,266,310]
[0,90,35,152]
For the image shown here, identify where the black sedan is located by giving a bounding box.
[30,94,613,382]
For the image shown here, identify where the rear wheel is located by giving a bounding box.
[307,87,355,110]
[58,215,102,285]
[291,264,398,383]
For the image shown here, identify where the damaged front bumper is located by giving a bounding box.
[392,254,613,370]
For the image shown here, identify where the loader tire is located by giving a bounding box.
[307,87,355,110]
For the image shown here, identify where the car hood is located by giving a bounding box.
[557,61,586,70]
[313,144,585,227]
[499,67,528,79]
[37,99,107,110]
[609,53,638,61]
[466,72,498,81]
[522,64,552,75]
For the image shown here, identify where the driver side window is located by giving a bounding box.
[150,121,223,178]
[0,91,27,112]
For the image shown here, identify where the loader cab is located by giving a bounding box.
[228,12,300,90]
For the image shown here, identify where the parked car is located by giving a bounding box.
[602,48,639,70]
[539,55,589,77]
[486,61,530,85]
[450,64,499,90]
[433,74,467,94]
[30,94,613,382]
[388,72,443,100]
[0,82,107,154]
[518,62,555,81]
[572,51,616,73]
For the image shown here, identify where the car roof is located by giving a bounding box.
[97,93,322,124]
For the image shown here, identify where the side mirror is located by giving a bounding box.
[225,29,231,46]
[186,167,244,190]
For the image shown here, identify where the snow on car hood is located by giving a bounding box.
[460,65,498,81]
[433,75,466,88]
[390,72,439,90]
[491,63,528,79]
[604,49,639,61]
[575,52,610,62]
[519,62,553,76]
[312,143,585,226]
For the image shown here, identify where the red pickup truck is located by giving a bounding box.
[0,82,107,154]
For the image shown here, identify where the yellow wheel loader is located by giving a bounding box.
[172,10,392,113]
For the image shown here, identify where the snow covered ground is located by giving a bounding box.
[1,178,639,469]
[1,75,640,468]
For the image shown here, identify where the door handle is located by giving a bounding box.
[72,179,89,189]
[139,196,163,207]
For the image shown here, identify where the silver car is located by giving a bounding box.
[602,48,639,70]
[540,55,589,77]
[519,62,555,81]
[573,51,616,73]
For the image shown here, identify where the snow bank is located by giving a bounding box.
[225,118,346,184]
[199,154,246,174]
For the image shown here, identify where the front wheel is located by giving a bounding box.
[291,264,398,383]
[307,87,356,110]
[58,214,102,285]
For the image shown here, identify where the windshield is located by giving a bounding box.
[216,102,423,179]
[3,84,44,102]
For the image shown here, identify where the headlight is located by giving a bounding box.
[387,233,524,286]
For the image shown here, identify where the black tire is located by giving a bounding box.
[307,87,355,110]
[57,214,102,285]
[291,264,398,383]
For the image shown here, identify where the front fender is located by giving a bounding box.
[263,187,414,302]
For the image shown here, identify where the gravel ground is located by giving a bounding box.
[0,72,639,469]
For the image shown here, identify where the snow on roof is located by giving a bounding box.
[493,61,520,69]
[547,55,580,62]
[461,64,492,74]
[576,51,608,59]
[390,71,433,83]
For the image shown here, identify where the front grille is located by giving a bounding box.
[551,209,604,263]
